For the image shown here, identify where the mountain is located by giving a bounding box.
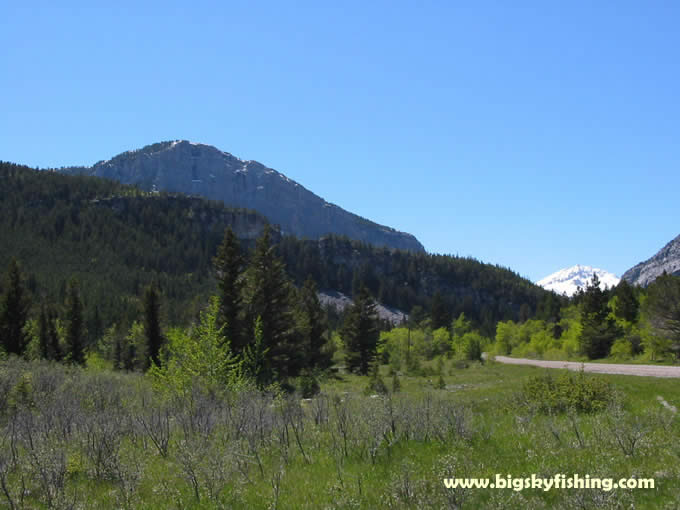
[62,140,425,253]
[536,265,620,296]
[622,234,680,287]
[2,161,552,338]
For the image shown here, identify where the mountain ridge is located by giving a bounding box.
[62,140,425,253]
[622,234,680,287]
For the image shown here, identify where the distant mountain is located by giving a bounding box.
[62,140,425,253]
[622,234,680,287]
[536,265,620,296]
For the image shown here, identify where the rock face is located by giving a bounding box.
[317,290,407,325]
[622,234,680,287]
[65,141,425,252]
[536,265,620,297]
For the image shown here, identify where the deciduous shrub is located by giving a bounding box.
[521,370,614,413]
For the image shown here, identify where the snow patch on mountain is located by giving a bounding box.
[536,265,620,297]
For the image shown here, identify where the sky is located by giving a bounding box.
[2,1,679,282]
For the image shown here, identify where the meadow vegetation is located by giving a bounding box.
[0,355,678,509]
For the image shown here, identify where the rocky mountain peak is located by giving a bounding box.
[622,234,680,287]
[65,141,425,253]
[536,265,620,296]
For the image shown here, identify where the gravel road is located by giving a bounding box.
[493,356,680,378]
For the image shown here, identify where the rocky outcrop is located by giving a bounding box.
[317,290,407,325]
[65,141,425,252]
[622,234,680,287]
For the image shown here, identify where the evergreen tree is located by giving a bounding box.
[645,273,680,358]
[47,307,62,361]
[0,258,31,356]
[297,277,332,372]
[579,274,620,359]
[65,278,85,364]
[244,225,299,381]
[38,303,50,359]
[87,305,103,345]
[342,285,379,375]
[430,291,450,330]
[213,227,245,352]
[613,279,639,323]
[242,315,270,387]
[143,284,164,370]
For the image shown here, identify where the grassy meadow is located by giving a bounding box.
[0,358,678,509]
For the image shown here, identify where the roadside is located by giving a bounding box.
[493,355,680,378]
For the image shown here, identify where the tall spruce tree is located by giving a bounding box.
[297,277,332,372]
[143,284,164,370]
[613,279,639,323]
[38,303,50,359]
[0,258,31,356]
[213,227,245,352]
[645,273,680,357]
[47,306,62,361]
[65,278,85,364]
[342,285,379,375]
[579,274,620,359]
[244,225,299,381]
[430,291,450,330]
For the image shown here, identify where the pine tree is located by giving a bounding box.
[244,225,299,381]
[47,307,62,361]
[613,279,639,323]
[645,273,680,357]
[297,277,332,372]
[0,258,31,356]
[65,278,85,364]
[38,303,50,359]
[342,285,380,375]
[579,274,620,359]
[143,284,164,370]
[213,227,245,352]
[430,291,450,329]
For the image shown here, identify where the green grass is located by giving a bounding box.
[1,358,678,509]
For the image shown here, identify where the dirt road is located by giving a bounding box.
[493,356,680,378]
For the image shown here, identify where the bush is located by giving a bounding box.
[391,373,401,393]
[521,370,614,414]
[297,371,320,398]
[609,338,633,360]
[461,332,483,361]
[365,364,388,395]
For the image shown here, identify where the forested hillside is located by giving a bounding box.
[0,161,269,332]
[1,160,556,344]
[277,236,557,335]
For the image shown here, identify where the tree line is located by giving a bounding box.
[0,224,391,390]
[490,273,680,361]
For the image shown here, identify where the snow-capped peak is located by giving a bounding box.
[536,265,620,297]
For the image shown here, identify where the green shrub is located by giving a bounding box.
[297,371,321,398]
[365,364,388,395]
[521,370,614,414]
[391,373,401,393]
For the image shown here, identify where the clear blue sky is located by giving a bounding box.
[2,1,679,282]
